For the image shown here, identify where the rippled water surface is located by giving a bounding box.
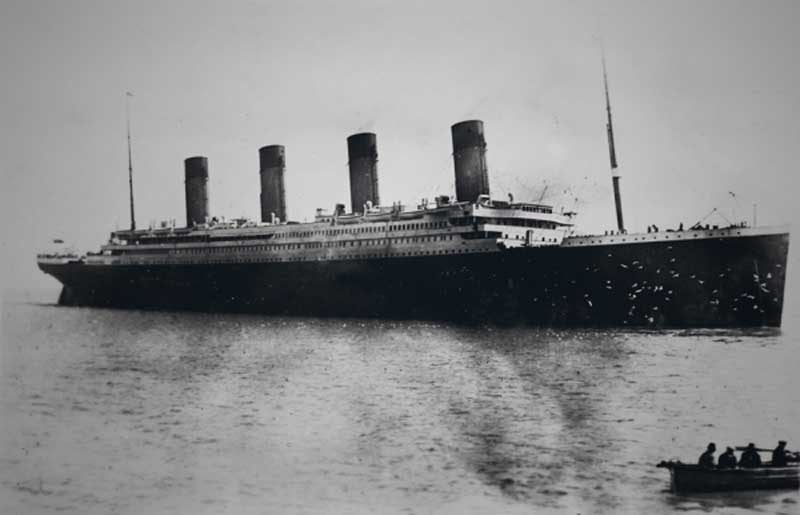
[2,291,799,514]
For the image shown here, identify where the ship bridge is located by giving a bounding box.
[459,195,574,248]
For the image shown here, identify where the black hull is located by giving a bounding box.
[40,233,789,327]
[665,464,800,493]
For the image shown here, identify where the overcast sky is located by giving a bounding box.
[1,0,799,293]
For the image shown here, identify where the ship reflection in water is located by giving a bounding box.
[1,298,798,514]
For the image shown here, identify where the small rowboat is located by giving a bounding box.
[657,461,799,492]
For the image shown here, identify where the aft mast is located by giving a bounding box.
[126,92,136,232]
[602,53,625,233]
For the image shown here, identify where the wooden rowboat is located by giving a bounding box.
[657,461,799,492]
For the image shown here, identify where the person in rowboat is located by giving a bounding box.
[740,443,762,468]
[718,447,737,468]
[772,441,788,466]
[698,442,716,468]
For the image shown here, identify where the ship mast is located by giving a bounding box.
[602,53,625,233]
[126,92,136,232]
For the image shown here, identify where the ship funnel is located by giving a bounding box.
[347,132,380,214]
[184,156,209,227]
[451,120,490,202]
[259,145,287,223]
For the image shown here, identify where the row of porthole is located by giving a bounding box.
[127,247,494,265]
[567,230,742,245]
[169,234,457,255]
[275,221,450,240]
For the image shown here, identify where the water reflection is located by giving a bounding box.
[666,490,799,514]
[428,327,635,510]
[2,301,798,515]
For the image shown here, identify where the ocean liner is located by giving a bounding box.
[37,74,790,327]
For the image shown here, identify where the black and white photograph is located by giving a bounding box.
[1,1,798,513]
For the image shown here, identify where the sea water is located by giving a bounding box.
[1,289,798,514]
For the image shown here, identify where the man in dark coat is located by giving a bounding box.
[698,443,716,468]
[718,447,737,468]
[740,443,762,468]
[772,441,788,467]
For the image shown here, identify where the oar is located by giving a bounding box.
[734,447,800,461]
[734,446,772,452]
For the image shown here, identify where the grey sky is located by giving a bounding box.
[2,0,799,292]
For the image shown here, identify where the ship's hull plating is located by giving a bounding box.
[40,233,789,327]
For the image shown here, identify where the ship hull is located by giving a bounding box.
[40,232,789,327]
